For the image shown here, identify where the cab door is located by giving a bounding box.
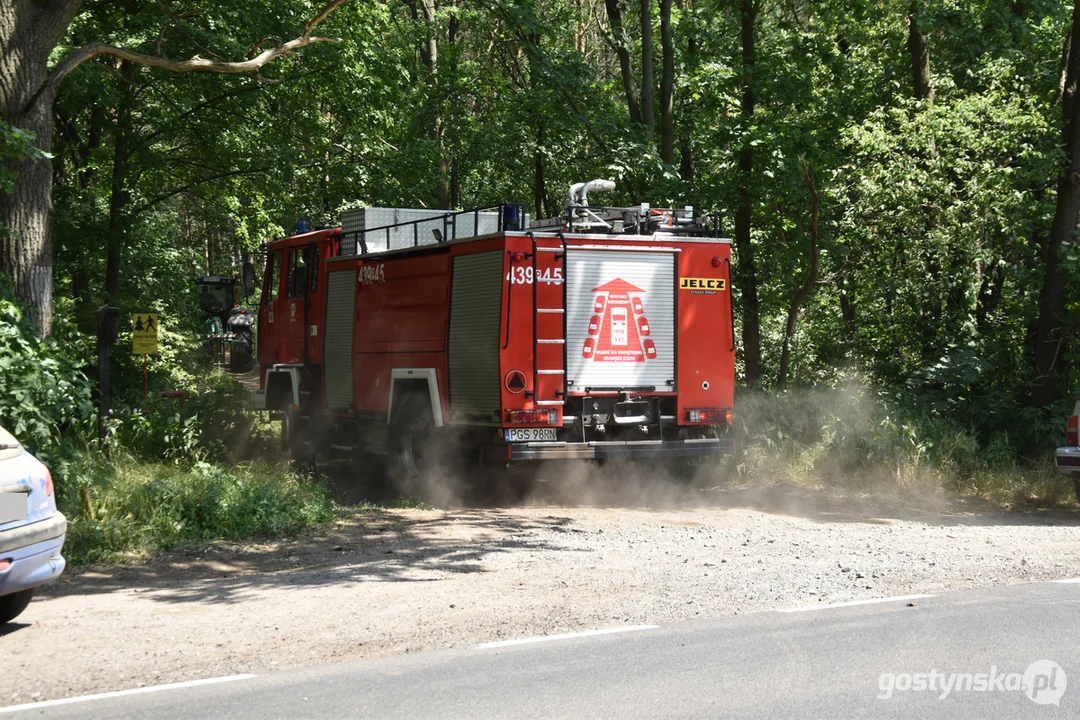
[258,250,284,368]
[304,241,323,365]
[282,246,310,363]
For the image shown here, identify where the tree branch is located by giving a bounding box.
[39,0,349,106]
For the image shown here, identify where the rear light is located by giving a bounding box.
[506,409,558,425]
[686,408,733,425]
[0,559,9,572]
[45,469,54,497]
[1068,415,1078,446]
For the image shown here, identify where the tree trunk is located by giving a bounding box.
[574,0,588,54]
[679,34,697,180]
[604,0,642,127]
[640,0,654,138]
[0,0,82,335]
[907,2,934,106]
[1030,0,1080,408]
[838,269,857,341]
[735,0,762,389]
[777,160,820,391]
[105,60,135,303]
[659,0,675,163]
[534,120,547,218]
[419,0,451,209]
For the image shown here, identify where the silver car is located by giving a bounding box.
[0,424,67,623]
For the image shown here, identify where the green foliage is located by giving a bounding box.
[0,278,94,462]
[0,121,49,197]
[62,457,336,564]
[113,370,276,463]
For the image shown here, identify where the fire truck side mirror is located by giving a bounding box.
[97,305,120,344]
[242,262,256,298]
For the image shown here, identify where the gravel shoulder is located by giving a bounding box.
[5,482,1080,706]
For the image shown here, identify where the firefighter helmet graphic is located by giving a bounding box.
[583,278,657,362]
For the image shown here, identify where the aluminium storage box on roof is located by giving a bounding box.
[340,207,507,255]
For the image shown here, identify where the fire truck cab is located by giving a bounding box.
[253,181,735,482]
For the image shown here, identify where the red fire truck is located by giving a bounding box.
[252,181,735,483]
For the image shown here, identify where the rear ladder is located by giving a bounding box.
[530,232,567,407]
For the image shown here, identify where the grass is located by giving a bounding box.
[61,456,337,565]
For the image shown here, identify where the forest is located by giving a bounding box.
[2,0,1080,559]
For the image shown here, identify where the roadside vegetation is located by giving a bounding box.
[1,0,1079,564]
[0,281,335,564]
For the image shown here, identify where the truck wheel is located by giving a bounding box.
[281,410,303,459]
[0,589,34,624]
[389,393,434,492]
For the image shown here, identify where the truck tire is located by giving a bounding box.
[0,589,33,624]
[388,393,434,493]
[281,409,303,459]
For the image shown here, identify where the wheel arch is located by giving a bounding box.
[388,368,444,427]
[265,364,303,411]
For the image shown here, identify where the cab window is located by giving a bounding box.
[267,253,281,302]
[287,248,308,298]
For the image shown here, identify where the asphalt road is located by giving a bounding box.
[8,581,1080,719]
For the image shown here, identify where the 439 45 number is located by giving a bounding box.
[506,267,563,285]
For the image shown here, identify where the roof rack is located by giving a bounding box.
[339,203,528,256]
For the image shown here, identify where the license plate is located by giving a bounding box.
[0,493,28,524]
[505,428,557,442]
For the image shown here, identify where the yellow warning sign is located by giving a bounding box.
[132,314,159,354]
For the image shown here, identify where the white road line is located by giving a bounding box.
[779,594,935,613]
[1053,578,1080,584]
[0,674,258,714]
[475,625,659,649]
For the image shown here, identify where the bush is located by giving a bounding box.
[62,456,336,564]
[112,370,277,464]
[0,277,94,467]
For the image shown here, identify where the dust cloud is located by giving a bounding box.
[306,378,988,517]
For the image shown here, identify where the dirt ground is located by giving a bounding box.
[5,479,1080,707]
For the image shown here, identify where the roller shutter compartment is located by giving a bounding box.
[448,251,504,420]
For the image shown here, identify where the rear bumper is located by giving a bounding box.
[1055,446,1080,476]
[508,438,735,461]
[0,513,66,597]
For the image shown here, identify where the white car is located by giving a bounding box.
[0,425,67,623]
